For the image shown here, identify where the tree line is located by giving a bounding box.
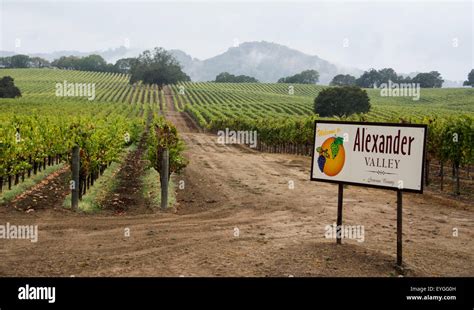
[330,68,448,88]
[214,72,258,83]
[213,69,319,84]
[0,54,135,74]
[213,68,474,88]
[0,55,50,68]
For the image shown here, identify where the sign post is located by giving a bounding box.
[397,189,403,267]
[336,183,343,245]
[311,121,427,268]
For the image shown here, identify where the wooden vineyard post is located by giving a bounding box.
[71,145,80,210]
[337,183,344,245]
[160,148,169,209]
[396,189,403,267]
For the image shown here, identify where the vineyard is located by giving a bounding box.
[0,69,165,106]
[179,81,474,126]
[0,69,159,204]
[0,68,196,211]
[0,68,473,278]
[0,101,144,195]
[178,81,473,159]
[1,68,473,200]
[177,81,473,196]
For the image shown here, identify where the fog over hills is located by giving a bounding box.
[1,41,363,84]
[1,41,465,86]
[169,41,364,84]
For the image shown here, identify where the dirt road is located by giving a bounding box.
[0,93,472,276]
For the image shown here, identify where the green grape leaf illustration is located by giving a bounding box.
[330,137,343,159]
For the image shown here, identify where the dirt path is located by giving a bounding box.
[163,85,200,132]
[0,99,473,276]
[5,165,70,212]
[101,110,152,214]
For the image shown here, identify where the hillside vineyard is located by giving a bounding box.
[0,69,472,195]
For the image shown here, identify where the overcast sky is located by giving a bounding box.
[1,0,472,80]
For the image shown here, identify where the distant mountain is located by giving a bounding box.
[168,49,205,81]
[2,43,462,87]
[169,41,362,84]
[0,41,366,84]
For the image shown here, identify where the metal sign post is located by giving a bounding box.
[397,189,403,267]
[336,183,343,245]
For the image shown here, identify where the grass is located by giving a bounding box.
[62,144,137,212]
[141,165,176,209]
[0,164,64,204]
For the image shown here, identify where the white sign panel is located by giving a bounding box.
[311,121,427,193]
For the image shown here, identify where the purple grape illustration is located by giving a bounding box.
[317,155,326,172]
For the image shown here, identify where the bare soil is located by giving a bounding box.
[7,166,70,212]
[0,95,472,277]
[101,110,152,215]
